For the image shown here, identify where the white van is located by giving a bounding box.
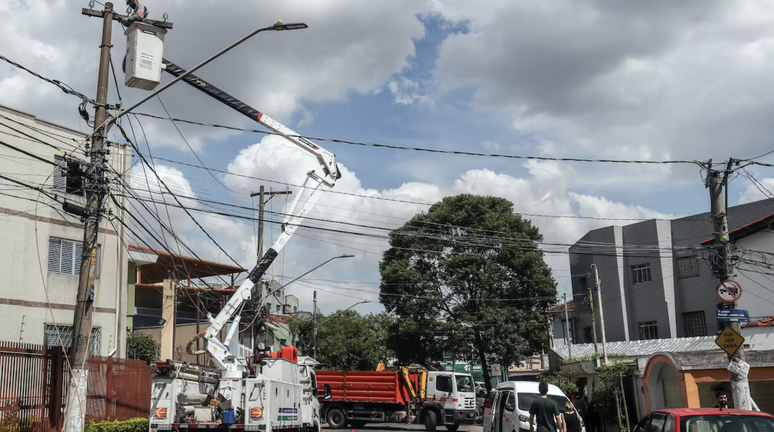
[483,381,578,432]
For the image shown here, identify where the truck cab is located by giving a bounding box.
[424,372,477,431]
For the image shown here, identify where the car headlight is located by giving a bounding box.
[519,415,529,422]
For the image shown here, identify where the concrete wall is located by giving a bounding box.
[0,106,130,356]
[734,228,774,321]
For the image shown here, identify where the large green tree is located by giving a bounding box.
[289,311,395,370]
[379,194,556,390]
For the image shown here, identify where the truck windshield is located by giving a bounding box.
[455,375,474,393]
[517,393,566,411]
[680,415,774,432]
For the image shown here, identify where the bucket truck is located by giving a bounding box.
[147,59,337,431]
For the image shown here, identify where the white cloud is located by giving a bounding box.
[739,177,774,204]
[481,141,501,152]
[387,77,433,107]
[0,0,431,148]
[433,0,774,168]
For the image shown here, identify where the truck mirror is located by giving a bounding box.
[324,384,332,400]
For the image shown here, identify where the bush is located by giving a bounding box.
[126,331,160,362]
[537,371,578,395]
[84,417,149,432]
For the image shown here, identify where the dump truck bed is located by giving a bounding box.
[316,370,420,405]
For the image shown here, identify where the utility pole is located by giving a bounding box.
[588,286,599,359]
[706,159,752,410]
[311,290,317,359]
[563,293,572,359]
[67,4,114,431]
[250,186,292,260]
[591,264,609,366]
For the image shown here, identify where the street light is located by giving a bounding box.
[110,20,308,125]
[316,300,370,327]
[313,300,369,359]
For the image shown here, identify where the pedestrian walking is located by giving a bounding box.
[530,382,563,432]
[562,402,584,432]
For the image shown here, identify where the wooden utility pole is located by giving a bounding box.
[67,4,114,431]
[706,159,753,410]
[250,186,291,260]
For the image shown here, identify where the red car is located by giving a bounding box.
[634,409,774,432]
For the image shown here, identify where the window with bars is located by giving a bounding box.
[48,237,100,277]
[677,256,701,279]
[44,324,101,355]
[632,263,652,284]
[683,311,707,337]
[638,321,659,340]
[53,155,85,196]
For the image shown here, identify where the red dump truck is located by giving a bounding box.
[316,368,477,431]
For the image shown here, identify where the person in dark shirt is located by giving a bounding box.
[562,402,584,432]
[530,383,562,432]
[715,391,729,410]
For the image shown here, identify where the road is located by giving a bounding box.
[342,423,484,432]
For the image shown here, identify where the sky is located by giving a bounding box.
[3,0,774,315]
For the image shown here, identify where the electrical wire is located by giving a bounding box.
[131,112,701,165]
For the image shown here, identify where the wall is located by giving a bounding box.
[0,106,130,356]
[743,327,774,350]
[735,229,774,321]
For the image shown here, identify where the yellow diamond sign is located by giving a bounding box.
[715,326,745,357]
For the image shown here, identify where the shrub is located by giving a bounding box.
[126,331,160,362]
[84,417,149,432]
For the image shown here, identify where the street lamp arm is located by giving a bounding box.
[317,301,370,327]
[267,254,354,298]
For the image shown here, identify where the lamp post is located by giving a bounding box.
[263,254,354,353]
[109,20,308,125]
[313,300,369,359]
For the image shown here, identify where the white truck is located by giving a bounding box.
[148,55,339,431]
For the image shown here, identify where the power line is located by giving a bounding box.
[132,112,701,165]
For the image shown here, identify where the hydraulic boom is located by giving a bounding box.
[162,58,341,377]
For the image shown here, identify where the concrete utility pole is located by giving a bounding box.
[66,4,114,431]
[591,264,609,366]
[563,293,572,359]
[249,186,292,260]
[588,286,599,359]
[706,159,753,410]
[311,290,317,359]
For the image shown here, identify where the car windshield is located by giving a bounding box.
[680,415,774,432]
[517,393,566,411]
[455,375,474,392]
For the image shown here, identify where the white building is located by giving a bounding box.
[0,105,131,356]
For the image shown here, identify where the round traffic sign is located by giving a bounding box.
[717,279,742,303]
[491,364,501,375]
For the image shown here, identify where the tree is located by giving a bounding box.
[126,331,160,362]
[379,194,556,390]
[288,310,396,370]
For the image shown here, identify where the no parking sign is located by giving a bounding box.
[717,279,742,303]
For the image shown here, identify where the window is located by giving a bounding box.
[455,374,474,392]
[44,324,101,355]
[276,304,281,313]
[632,264,652,284]
[48,238,100,277]
[53,155,85,196]
[48,237,83,275]
[683,311,707,337]
[504,391,516,413]
[583,326,593,343]
[436,375,453,393]
[677,256,700,279]
[639,321,659,340]
[517,393,567,411]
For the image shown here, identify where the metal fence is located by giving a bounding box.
[0,341,151,431]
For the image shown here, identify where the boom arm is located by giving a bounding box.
[163,59,340,372]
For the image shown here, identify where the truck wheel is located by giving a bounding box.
[446,422,460,432]
[350,421,367,428]
[424,411,438,431]
[327,408,347,429]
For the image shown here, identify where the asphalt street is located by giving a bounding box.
[342,423,484,432]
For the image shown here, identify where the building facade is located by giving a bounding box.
[0,105,131,356]
[569,199,774,343]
